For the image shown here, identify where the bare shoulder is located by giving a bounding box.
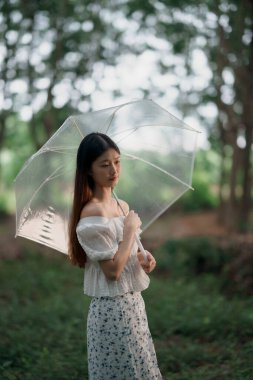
[117,199,129,215]
[80,202,104,219]
[79,198,129,219]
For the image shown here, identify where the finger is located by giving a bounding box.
[147,254,152,261]
[143,264,151,271]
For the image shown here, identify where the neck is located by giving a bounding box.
[92,186,113,204]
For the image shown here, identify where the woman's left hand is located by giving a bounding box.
[137,250,156,273]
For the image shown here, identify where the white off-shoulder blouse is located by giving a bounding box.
[76,215,150,297]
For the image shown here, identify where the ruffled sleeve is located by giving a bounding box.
[76,221,118,261]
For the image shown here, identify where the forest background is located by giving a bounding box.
[0,1,252,379]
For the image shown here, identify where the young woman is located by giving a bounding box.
[68,132,163,379]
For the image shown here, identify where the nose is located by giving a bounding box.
[110,164,117,175]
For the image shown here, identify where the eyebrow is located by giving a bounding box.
[99,156,120,163]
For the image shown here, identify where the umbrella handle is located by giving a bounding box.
[112,190,148,263]
[135,234,148,263]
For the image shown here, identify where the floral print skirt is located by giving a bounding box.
[87,291,163,380]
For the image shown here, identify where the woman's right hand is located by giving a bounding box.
[123,210,142,235]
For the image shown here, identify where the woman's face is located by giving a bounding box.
[90,148,121,188]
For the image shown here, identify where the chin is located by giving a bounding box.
[111,183,118,189]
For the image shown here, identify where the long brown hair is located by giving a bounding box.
[68,132,121,268]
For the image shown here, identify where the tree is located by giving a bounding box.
[119,0,253,231]
[1,0,252,232]
[0,0,122,150]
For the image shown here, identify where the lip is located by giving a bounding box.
[109,176,118,180]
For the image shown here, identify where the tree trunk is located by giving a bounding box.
[226,137,241,229]
[239,122,253,231]
[235,0,253,231]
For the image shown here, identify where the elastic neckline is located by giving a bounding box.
[78,215,125,223]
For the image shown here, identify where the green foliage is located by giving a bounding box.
[0,192,9,217]
[2,116,34,186]
[180,148,220,211]
[181,172,219,211]
[155,236,228,277]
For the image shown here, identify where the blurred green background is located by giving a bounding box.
[0,0,252,379]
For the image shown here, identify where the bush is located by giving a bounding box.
[156,237,228,277]
[155,236,253,297]
[0,192,9,218]
[222,241,253,297]
[180,174,219,212]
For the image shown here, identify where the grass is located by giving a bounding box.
[145,276,253,379]
[0,249,88,380]
[0,247,253,380]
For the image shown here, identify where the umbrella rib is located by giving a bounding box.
[105,108,119,134]
[38,147,77,154]
[112,127,139,145]
[71,117,84,138]
[189,131,198,187]
[124,152,194,190]
[149,99,202,133]
[105,99,148,134]
[71,99,143,119]
[136,123,199,133]
[143,187,191,231]
[113,123,200,135]
[115,129,193,159]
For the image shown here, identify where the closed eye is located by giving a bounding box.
[101,160,120,167]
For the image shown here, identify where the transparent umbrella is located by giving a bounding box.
[13,99,200,258]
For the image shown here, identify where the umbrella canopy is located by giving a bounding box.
[13,99,200,254]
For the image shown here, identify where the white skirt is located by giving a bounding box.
[87,291,163,380]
